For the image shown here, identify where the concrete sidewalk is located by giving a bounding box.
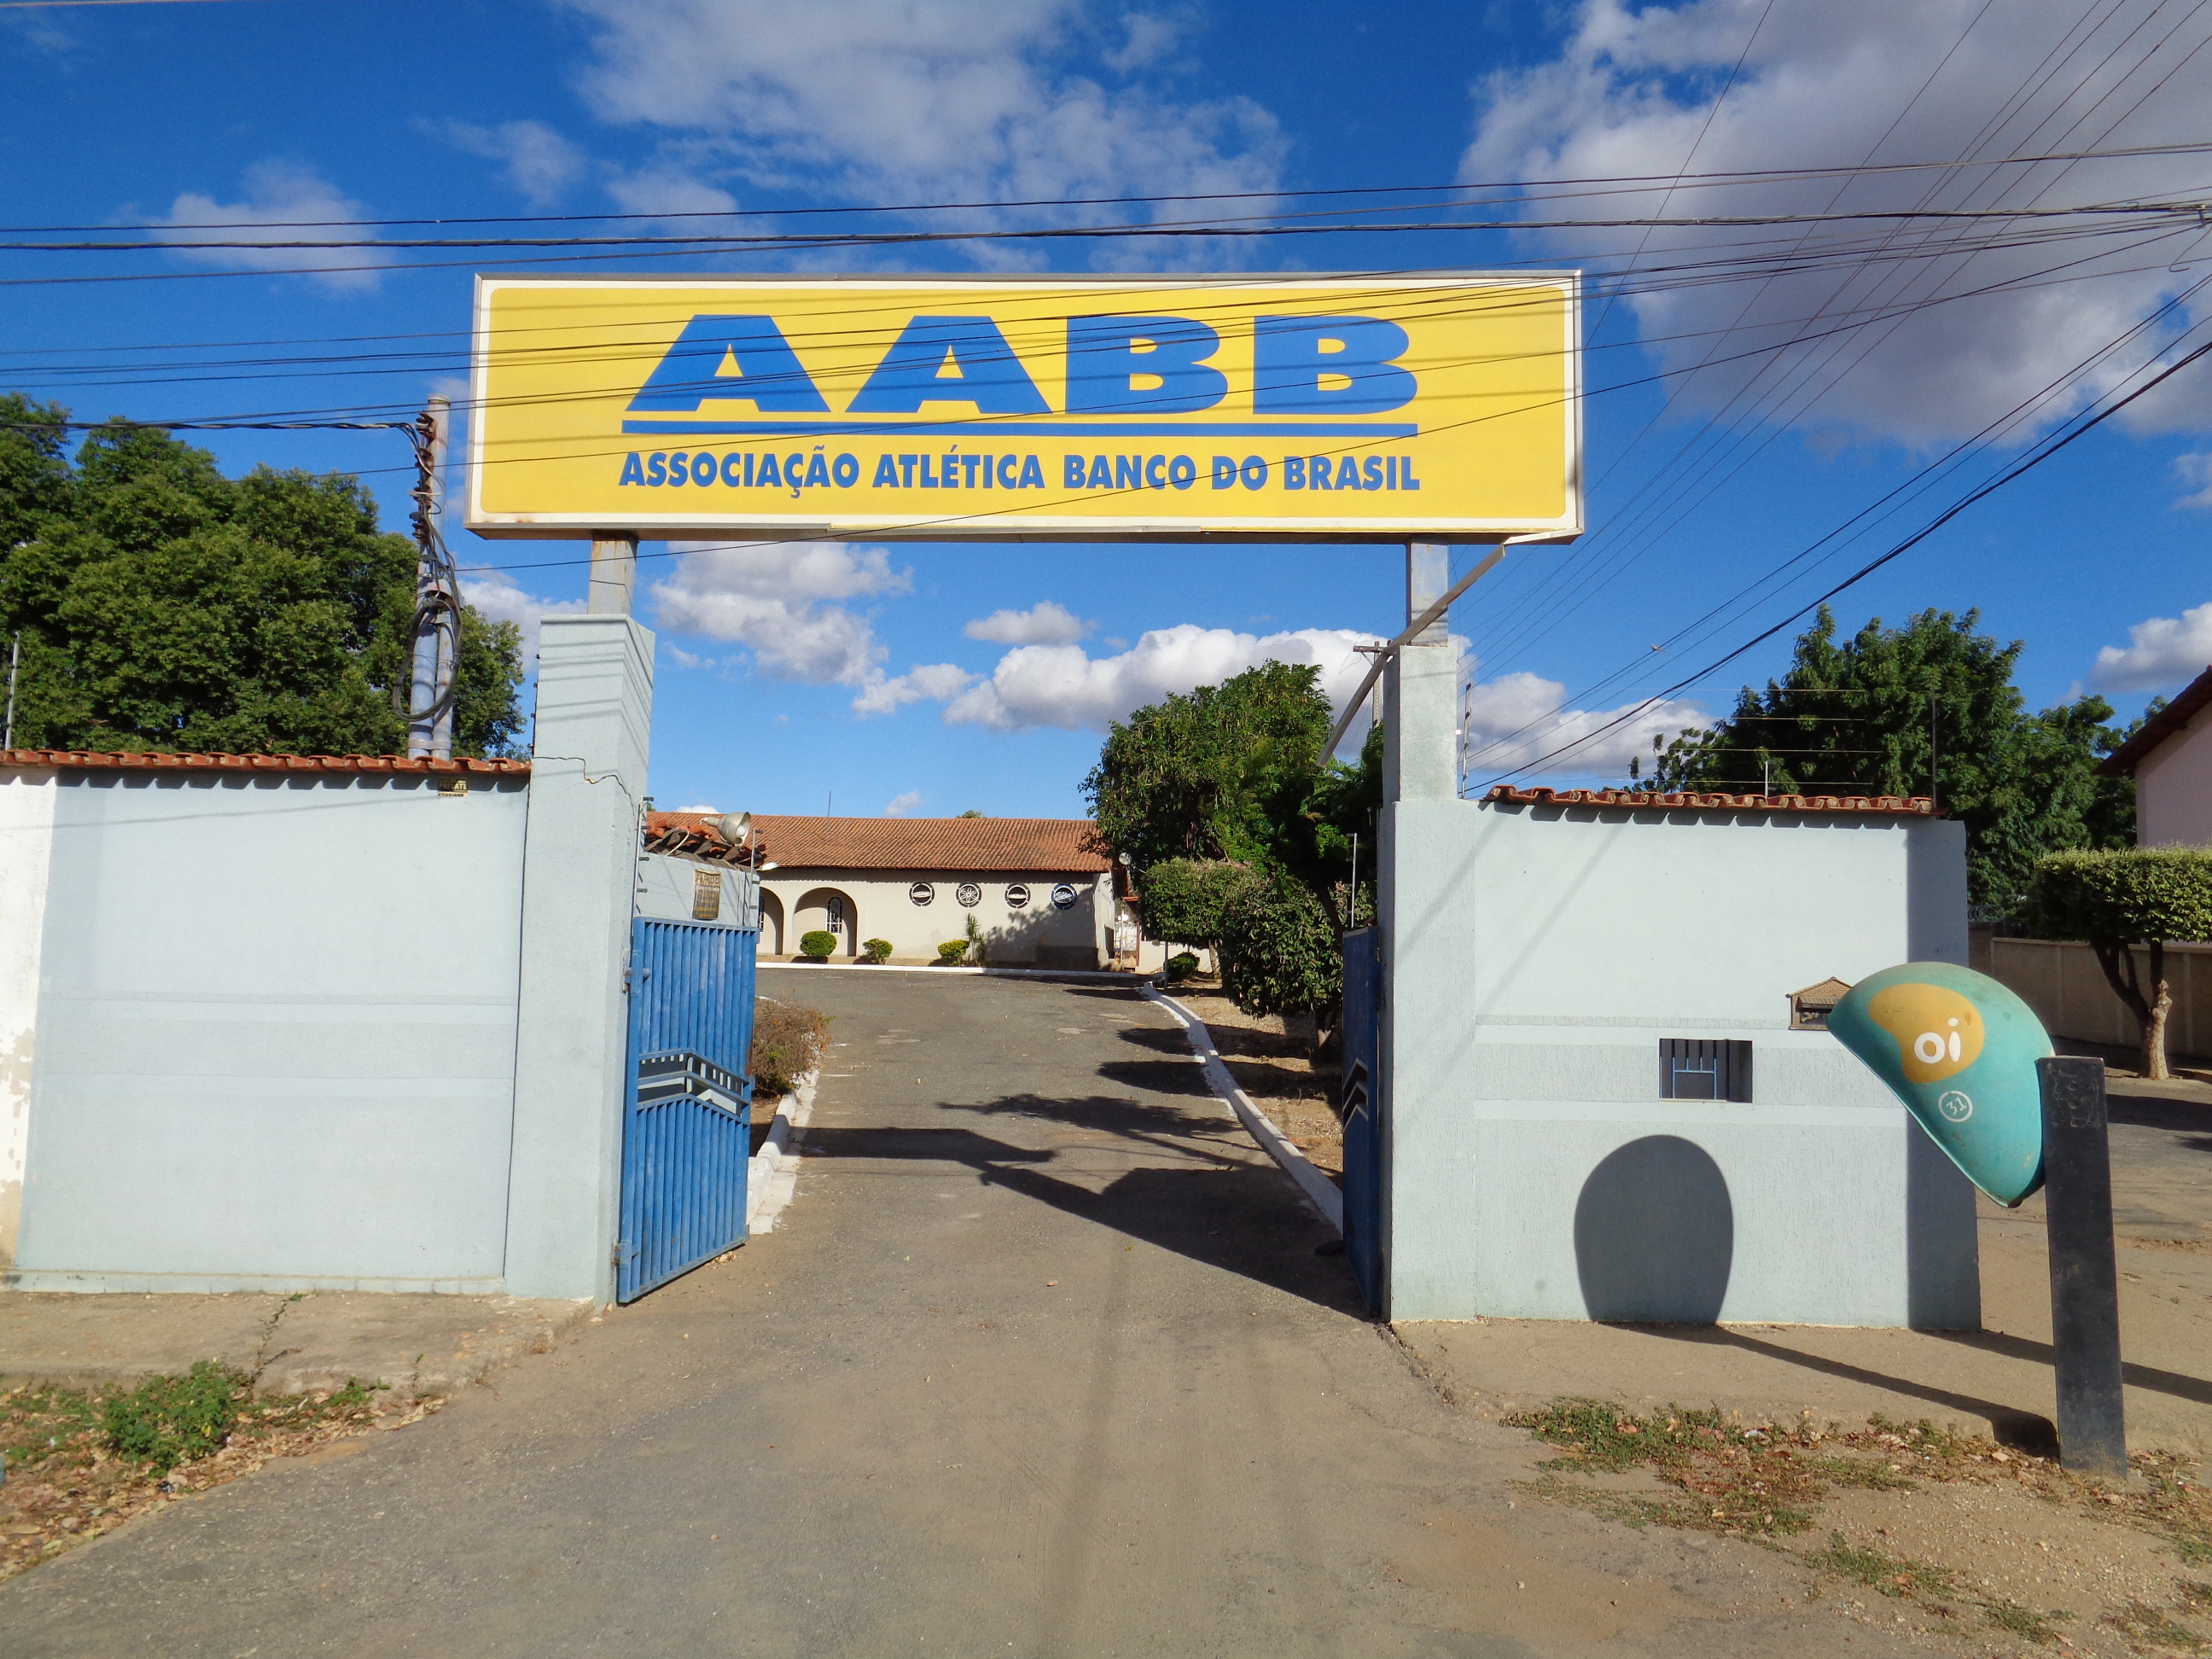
[0,973,1922,1659]
[0,1292,592,1397]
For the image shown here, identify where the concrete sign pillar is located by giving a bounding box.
[505,614,654,1302]
[1384,542,1457,804]
[587,533,638,616]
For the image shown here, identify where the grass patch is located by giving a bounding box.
[2,1358,429,1583]
[1804,1532,1959,1599]
[2105,1600,2210,1652]
[1983,1598,2074,1644]
[1505,1399,1907,1539]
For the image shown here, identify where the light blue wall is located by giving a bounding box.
[13,769,528,1292]
[1382,797,1979,1328]
[504,615,655,1303]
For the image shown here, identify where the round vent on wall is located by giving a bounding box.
[908,882,935,906]
[1005,884,1031,909]
[956,882,982,908]
[1050,883,1079,910]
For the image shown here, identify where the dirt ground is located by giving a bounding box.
[1169,981,1346,1180]
[1402,1058,2212,1659]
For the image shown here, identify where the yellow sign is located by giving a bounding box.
[464,275,1581,541]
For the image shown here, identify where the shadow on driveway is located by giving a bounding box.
[799,1099,1364,1313]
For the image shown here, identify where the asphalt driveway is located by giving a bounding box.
[0,971,1920,1657]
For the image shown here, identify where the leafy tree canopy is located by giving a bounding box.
[0,398,522,757]
[1636,605,2133,909]
[2022,847,2212,1080]
[1087,663,1384,1032]
[1135,859,1264,952]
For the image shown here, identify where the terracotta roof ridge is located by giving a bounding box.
[1483,784,1936,815]
[0,748,530,775]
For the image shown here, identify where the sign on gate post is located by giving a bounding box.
[464,275,1582,543]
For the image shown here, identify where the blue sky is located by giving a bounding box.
[4,0,2208,818]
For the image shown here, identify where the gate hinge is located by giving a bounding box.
[613,1238,637,1266]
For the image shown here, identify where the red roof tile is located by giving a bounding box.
[0,749,529,777]
[2098,664,2212,775]
[1484,785,1936,815]
[646,812,1109,873]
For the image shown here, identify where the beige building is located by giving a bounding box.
[2099,663,2212,847]
[643,812,1115,969]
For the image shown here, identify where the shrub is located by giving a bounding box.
[1138,859,1261,954]
[1165,952,1200,982]
[860,937,893,963]
[1220,875,1339,1028]
[963,911,984,964]
[2022,847,2212,1080]
[797,928,837,959]
[749,995,830,1096]
[937,939,969,963]
[102,1361,246,1473]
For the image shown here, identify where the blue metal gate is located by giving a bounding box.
[1340,928,1385,1313]
[617,916,759,1302]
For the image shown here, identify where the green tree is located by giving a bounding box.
[2022,849,2212,1080]
[1218,873,1340,1027]
[1639,606,2133,910]
[0,413,522,757]
[1133,859,1264,958]
[1087,664,1386,1039]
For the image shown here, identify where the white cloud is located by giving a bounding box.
[602,162,738,218]
[553,1,1283,264]
[1466,0,2212,445]
[938,623,1380,733]
[853,661,977,717]
[962,600,1088,645]
[439,119,587,207]
[672,801,721,812]
[884,790,924,817]
[2089,602,2212,692]
[460,569,584,665]
[1103,9,1184,73]
[148,161,386,293]
[1459,672,1708,779]
[649,541,911,685]
[2176,452,2212,509]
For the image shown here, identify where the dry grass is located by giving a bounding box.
[0,1371,440,1583]
[1509,1398,2212,1656]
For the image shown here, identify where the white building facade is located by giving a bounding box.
[2100,663,2212,848]
[645,813,1115,969]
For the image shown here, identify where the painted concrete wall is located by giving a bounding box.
[637,849,759,931]
[2139,708,2212,847]
[505,614,655,1304]
[0,768,58,1271]
[1990,935,2212,1057]
[756,869,1108,966]
[9,769,529,1292]
[1382,797,1978,1328]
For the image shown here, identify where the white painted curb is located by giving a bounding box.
[760,962,1148,983]
[1145,987,1344,1233]
[746,1068,817,1234]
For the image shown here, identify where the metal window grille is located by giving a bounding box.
[1658,1039,1754,1103]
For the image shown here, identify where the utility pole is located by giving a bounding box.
[3,632,19,751]
[406,396,458,760]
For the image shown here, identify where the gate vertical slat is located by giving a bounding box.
[617,915,759,1302]
[1340,928,1385,1313]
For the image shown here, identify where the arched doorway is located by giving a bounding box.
[757,888,785,955]
[793,887,858,958]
